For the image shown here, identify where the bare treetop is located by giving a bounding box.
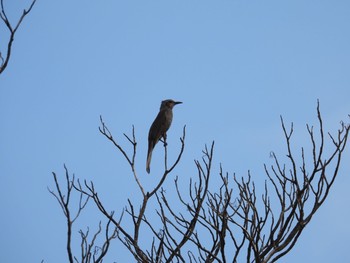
[49,103,350,263]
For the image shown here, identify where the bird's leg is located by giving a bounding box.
[160,134,168,147]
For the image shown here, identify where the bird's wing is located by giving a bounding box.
[148,110,167,141]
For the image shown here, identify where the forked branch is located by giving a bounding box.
[0,0,37,74]
[49,166,118,263]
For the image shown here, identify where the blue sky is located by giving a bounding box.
[1,0,350,262]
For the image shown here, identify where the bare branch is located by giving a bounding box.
[0,0,37,74]
[48,166,85,263]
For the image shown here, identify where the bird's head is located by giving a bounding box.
[160,99,183,110]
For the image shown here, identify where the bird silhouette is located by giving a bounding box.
[146,99,182,174]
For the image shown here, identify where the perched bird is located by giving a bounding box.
[146,99,182,174]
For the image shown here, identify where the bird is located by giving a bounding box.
[146,99,182,174]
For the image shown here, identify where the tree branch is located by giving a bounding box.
[0,0,37,74]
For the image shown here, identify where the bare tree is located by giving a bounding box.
[0,0,37,74]
[50,102,350,262]
[48,165,118,263]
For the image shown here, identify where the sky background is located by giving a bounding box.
[1,0,350,262]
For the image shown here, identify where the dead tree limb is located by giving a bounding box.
[49,165,118,263]
[223,102,350,263]
[0,0,37,74]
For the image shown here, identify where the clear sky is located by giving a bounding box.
[1,0,350,262]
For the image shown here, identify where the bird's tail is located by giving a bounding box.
[146,141,153,174]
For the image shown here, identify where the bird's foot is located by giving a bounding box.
[160,139,168,147]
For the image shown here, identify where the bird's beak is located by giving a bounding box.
[175,101,183,105]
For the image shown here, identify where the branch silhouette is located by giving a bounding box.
[50,103,349,262]
[0,0,37,74]
[49,165,118,263]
